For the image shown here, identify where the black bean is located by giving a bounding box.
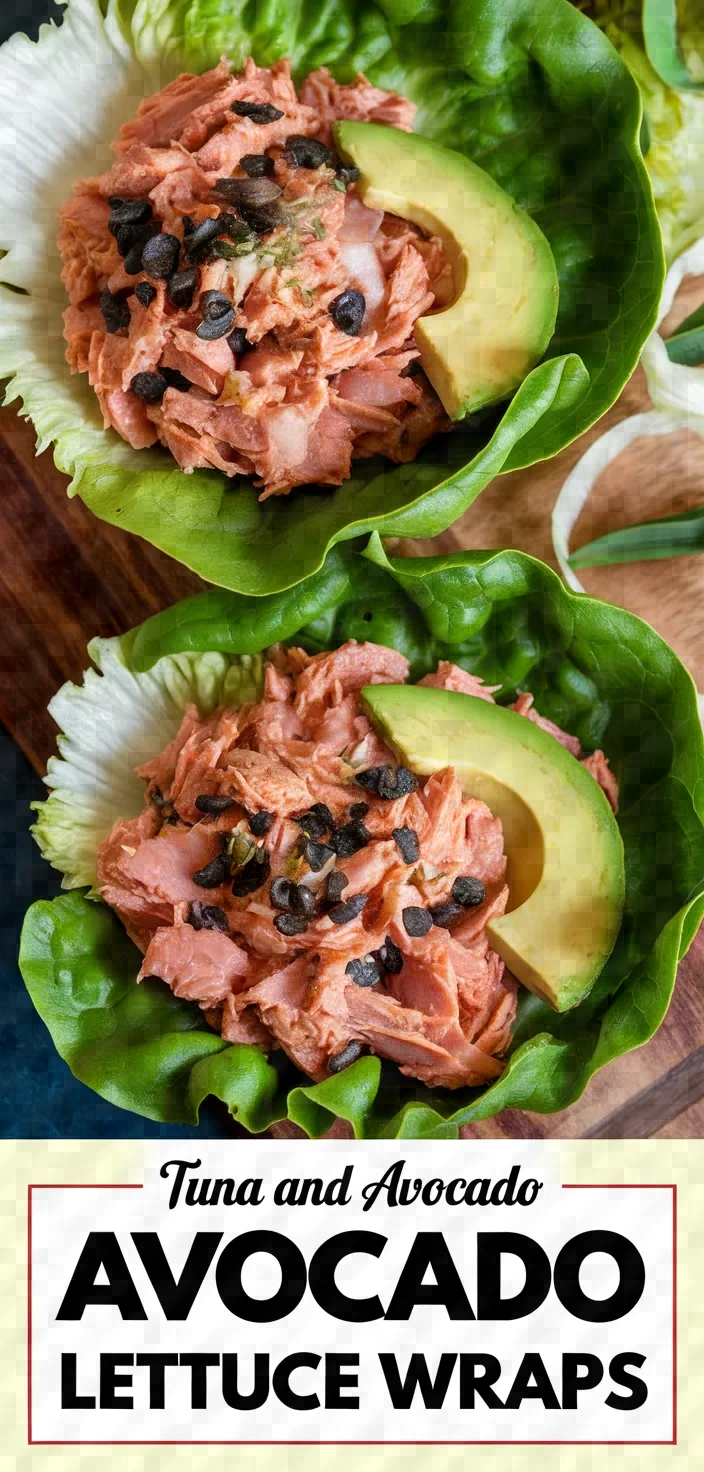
[168,267,199,308]
[379,766,418,800]
[130,371,167,404]
[304,839,335,872]
[402,906,432,938]
[373,937,404,975]
[330,893,368,925]
[392,827,420,865]
[160,366,192,392]
[199,289,234,320]
[108,198,152,233]
[274,913,309,936]
[188,901,229,933]
[295,884,318,918]
[328,1040,364,1072]
[193,854,229,888]
[227,327,253,356]
[134,281,157,308]
[241,153,275,177]
[237,201,283,235]
[329,288,365,336]
[231,852,270,897]
[141,232,181,280]
[452,875,486,908]
[344,957,380,987]
[349,801,369,821]
[355,766,385,794]
[429,900,463,929]
[270,877,300,912]
[330,821,370,858]
[215,176,282,208]
[249,810,274,837]
[232,99,285,123]
[324,870,349,906]
[295,803,334,840]
[336,161,360,185]
[195,793,235,814]
[183,216,223,261]
[123,226,159,274]
[285,135,333,169]
[99,286,130,334]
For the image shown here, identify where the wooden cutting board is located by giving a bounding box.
[1,279,703,1141]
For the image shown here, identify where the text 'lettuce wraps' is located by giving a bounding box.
[0,0,663,594]
[21,540,704,1138]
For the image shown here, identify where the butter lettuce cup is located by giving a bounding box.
[20,539,704,1138]
[0,0,664,595]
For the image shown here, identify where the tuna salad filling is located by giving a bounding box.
[59,58,453,498]
[96,640,618,1091]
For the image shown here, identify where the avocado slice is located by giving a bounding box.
[362,684,624,1012]
[334,121,559,421]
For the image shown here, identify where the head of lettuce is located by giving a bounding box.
[0,0,663,595]
[20,540,704,1138]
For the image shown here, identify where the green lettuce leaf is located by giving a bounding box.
[21,540,704,1136]
[0,0,662,594]
[588,0,704,259]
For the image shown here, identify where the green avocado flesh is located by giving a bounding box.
[334,121,559,420]
[362,684,625,1012]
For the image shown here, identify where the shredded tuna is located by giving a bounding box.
[58,56,451,496]
[97,642,619,1092]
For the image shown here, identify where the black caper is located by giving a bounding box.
[192,853,229,888]
[134,281,157,308]
[330,894,368,925]
[285,135,333,169]
[274,913,309,936]
[392,827,420,865]
[130,371,167,403]
[402,906,432,938]
[241,153,275,177]
[295,885,318,919]
[100,287,130,334]
[356,765,418,800]
[141,232,181,280]
[249,811,274,837]
[232,99,285,123]
[196,309,235,341]
[123,225,159,274]
[329,288,365,336]
[195,794,235,814]
[337,161,360,185]
[188,901,229,932]
[451,876,486,908]
[344,956,380,987]
[168,267,199,308]
[429,900,463,929]
[328,1040,364,1072]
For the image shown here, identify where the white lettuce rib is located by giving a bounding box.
[32,636,263,891]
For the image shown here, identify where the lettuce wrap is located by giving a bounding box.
[20,538,704,1137]
[0,0,663,595]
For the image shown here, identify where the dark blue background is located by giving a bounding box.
[0,2,231,1137]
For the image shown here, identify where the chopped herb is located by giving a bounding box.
[311,217,326,240]
[333,178,347,192]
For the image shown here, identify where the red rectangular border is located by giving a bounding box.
[27,1180,677,1448]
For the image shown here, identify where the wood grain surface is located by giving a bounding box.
[0,274,702,1140]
